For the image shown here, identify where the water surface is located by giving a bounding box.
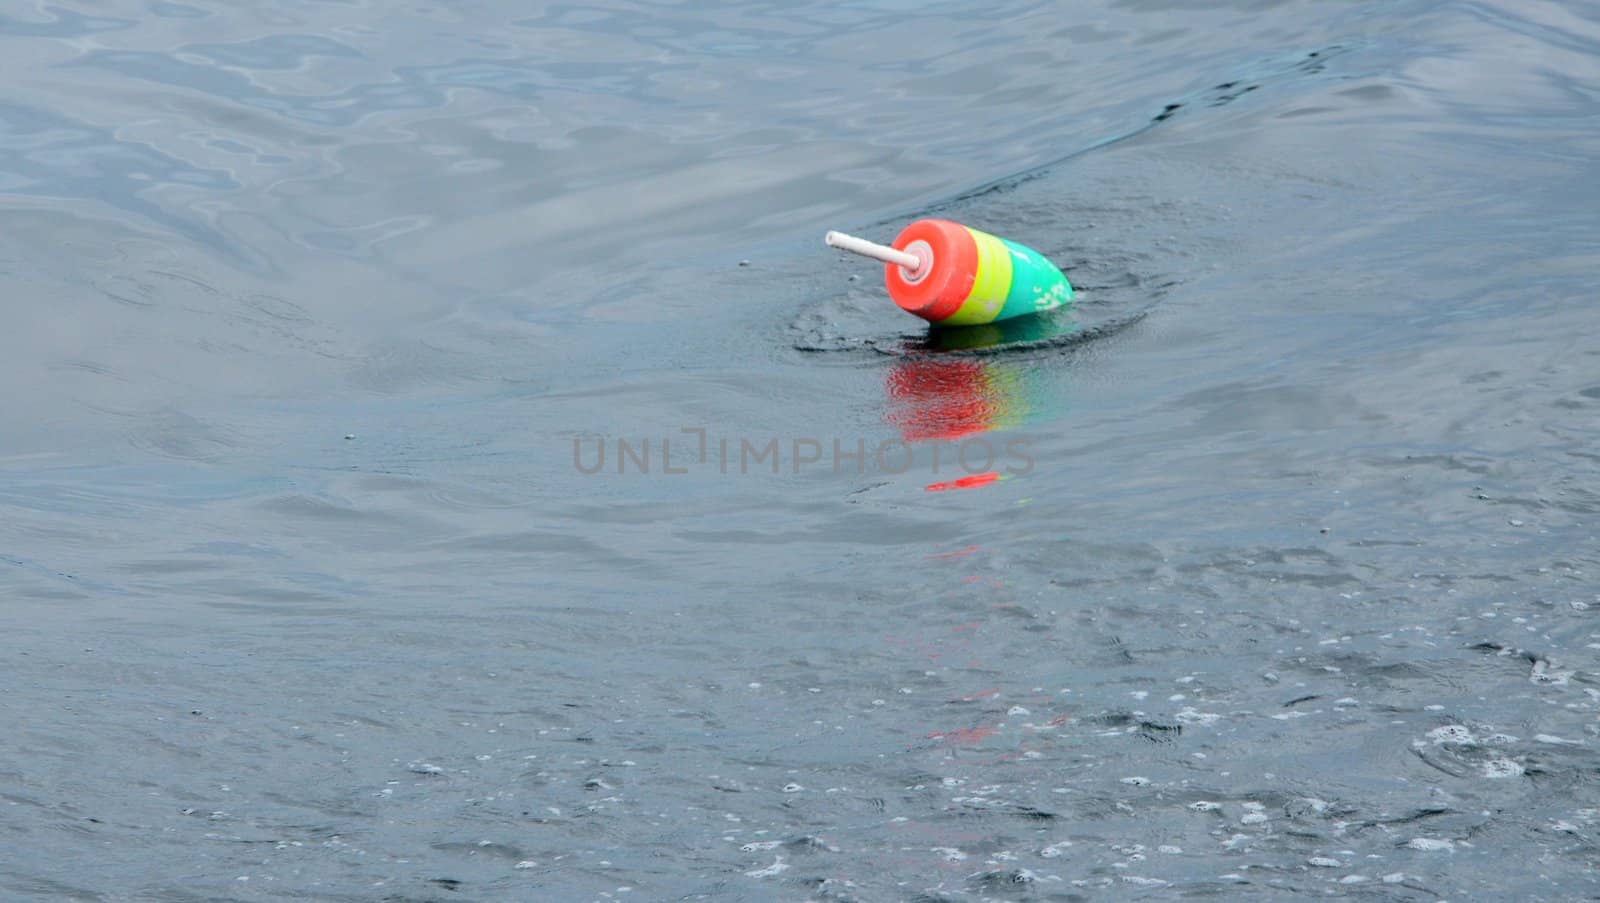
[3,0,1599,899]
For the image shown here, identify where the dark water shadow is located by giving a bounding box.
[795,304,1154,359]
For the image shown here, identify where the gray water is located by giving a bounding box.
[3,1,1599,900]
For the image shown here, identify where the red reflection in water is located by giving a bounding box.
[884,357,997,441]
[925,472,999,492]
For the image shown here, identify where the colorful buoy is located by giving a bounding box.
[825,220,1072,326]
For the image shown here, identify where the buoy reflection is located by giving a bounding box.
[884,312,1078,490]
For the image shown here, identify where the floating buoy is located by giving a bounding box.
[825,220,1072,326]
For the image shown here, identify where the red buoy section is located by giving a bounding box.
[884,219,977,322]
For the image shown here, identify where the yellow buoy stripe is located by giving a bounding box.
[938,226,1014,326]
[979,365,1028,431]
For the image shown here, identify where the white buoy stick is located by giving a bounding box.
[825,230,922,274]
